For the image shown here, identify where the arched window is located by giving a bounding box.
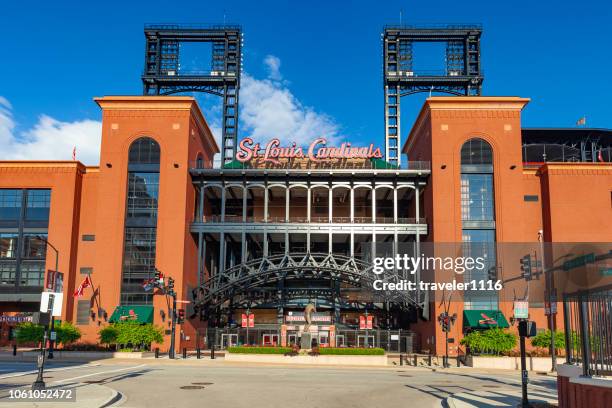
[461,138,493,166]
[128,137,160,164]
[121,137,161,305]
[196,153,204,169]
[460,138,497,310]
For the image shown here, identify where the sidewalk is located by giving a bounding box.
[446,387,558,407]
[0,383,119,408]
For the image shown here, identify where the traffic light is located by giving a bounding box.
[153,269,164,287]
[487,266,496,281]
[177,309,185,324]
[520,255,533,280]
[167,277,175,290]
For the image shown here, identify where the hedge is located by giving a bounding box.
[460,328,517,355]
[228,346,292,354]
[98,322,163,351]
[15,322,81,346]
[318,347,385,355]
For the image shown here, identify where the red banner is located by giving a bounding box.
[242,313,255,328]
[359,315,373,329]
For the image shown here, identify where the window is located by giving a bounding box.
[461,138,497,310]
[122,138,160,305]
[22,235,47,259]
[461,174,495,221]
[0,262,17,285]
[126,173,159,218]
[80,267,93,275]
[25,190,51,221]
[19,261,44,286]
[76,300,91,325]
[82,234,95,241]
[524,195,539,202]
[0,233,18,258]
[128,137,160,164]
[0,189,23,220]
[461,138,493,166]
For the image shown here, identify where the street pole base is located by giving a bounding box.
[48,353,54,359]
[32,380,46,390]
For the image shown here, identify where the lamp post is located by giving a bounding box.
[36,235,58,360]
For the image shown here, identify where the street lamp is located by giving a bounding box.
[35,235,59,360]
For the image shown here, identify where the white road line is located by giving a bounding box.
[53,363,148,384]
[0,363,101,380]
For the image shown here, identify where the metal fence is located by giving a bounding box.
[195,327,418,353]
[563,284,612,376]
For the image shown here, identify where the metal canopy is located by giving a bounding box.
[192,252,423,321]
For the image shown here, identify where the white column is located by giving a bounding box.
[415,185,420,223]
[242,186,247,222]
[307,187,311,222]
[393,188,398,223]
[350,188,354,223]
[221,186,226,222]
[285,186,290,222]
[328,187,333,223]
[264,185,269,222]
[372,188,376,224]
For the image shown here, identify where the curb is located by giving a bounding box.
[99,388,122,408]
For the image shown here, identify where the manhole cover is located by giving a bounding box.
[180,386,204,390]
[83,380,105,384]
[192,382,213,385]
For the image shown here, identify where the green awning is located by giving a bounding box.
[109,306,154,324]
[223,160,249,169]
[370,158,400,169]
[463,310,509,329]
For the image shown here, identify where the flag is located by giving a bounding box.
[73,275,92,297]
[72,146,76,161]
[576,116,586,126]
[598,149,604,162]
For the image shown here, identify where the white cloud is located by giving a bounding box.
[263,55,282,81]
[237,55,342,145]
[0,98,101,165]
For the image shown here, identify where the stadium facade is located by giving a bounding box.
[0,95,611,355]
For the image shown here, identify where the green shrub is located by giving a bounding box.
[531,330,565,350]
[460,328,517,355]
[98,325,119,346]
[228,346,292,354]
[15,322,81,346]
[97,322,163,351]
[319,347,385,355]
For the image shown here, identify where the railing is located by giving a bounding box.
[145,23,242,30]
[384,23,483,30]
[195,215,426,224]
[190,159,431,171]
[564,284,612,376]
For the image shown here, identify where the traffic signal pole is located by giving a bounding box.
[169,293,177,359]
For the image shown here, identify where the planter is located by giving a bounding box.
[468,355,552,371]
[225,353,388,366]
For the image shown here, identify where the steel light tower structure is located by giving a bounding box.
[142,24,243,164]
[382,25,484,166]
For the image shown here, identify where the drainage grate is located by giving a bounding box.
[180,386,205,390]
[83,380,105,384]
[192,382,213,385]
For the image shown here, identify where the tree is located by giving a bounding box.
[98,322,163,351]
[531,330,572,352]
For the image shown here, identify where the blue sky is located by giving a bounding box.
[0,0,610,163]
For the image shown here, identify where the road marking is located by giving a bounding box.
[0,363,101,380]
[53,363,148,384]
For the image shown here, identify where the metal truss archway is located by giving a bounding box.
[192,252,422,321]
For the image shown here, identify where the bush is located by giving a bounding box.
[531,330,579,353]
[460,328,517,355]
[228,346,292,354]
[15,322,81,346]
[319,347,385,355]
[97,322,163,351]
[98,325,119,346]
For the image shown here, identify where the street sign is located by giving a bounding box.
[241,313,254,328]
[563,253,595,271]
[40,292,63,317]
[359,315,373,329]
[45,270,56,291]
[49,331,57,341]
[514,301,529,319]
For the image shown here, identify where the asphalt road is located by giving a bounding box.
[0,360,558,408]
